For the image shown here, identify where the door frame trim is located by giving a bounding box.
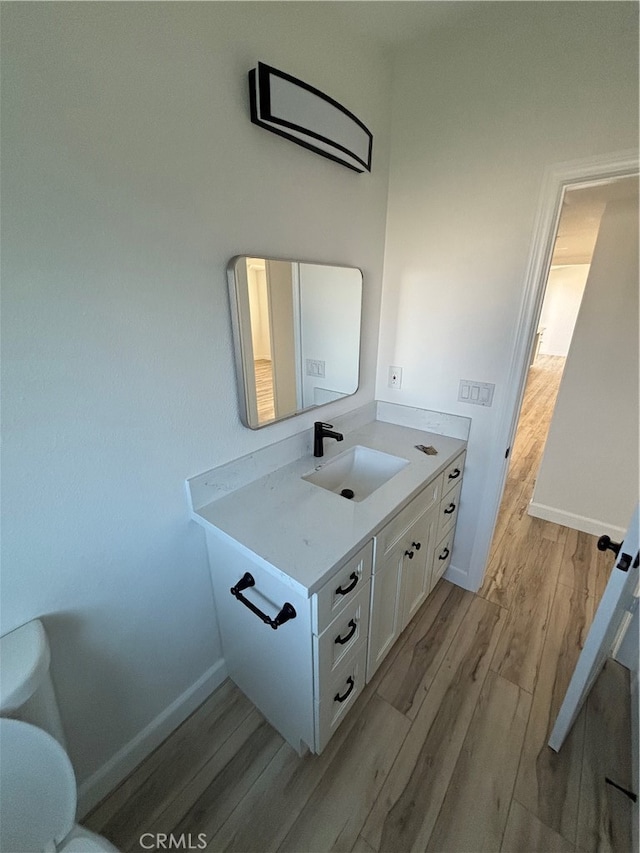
[470,149,639,591]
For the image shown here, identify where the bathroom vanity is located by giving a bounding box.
[188,418,465,754]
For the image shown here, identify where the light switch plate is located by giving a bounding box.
[306,359,326,378]
[458,380,495,406]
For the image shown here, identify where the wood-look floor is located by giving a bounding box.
[86,355,633,853]
[255,359,275,423]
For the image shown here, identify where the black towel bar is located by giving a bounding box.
[230,573,297,629]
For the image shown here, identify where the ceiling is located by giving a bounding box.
[551,176,639,267]
[264,2,637,268]
[323,1,466,49]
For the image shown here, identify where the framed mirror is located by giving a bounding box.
[228,256,363,429]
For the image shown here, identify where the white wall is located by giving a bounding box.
[1,2,392,800]
[377,2,639,589]
[539,265,590,357]
[531,198,639,535]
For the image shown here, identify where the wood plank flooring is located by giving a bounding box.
[255,359,275,424]
[86,355,633,852]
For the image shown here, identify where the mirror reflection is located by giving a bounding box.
[228,256,363,429]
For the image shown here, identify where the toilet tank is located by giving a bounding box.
[0,619,67,748]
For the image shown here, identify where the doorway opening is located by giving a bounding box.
[482,173,638,585]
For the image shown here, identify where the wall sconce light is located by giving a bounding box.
[249,62,373,174]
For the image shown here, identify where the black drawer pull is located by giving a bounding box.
[336,572,358,596]
[230,573,296,630]
[448,468,461,480]
[335,619,357,645]
[412,541,421,550]
[334,676,355,703]
[444,503,456,515]
[404,549,414,559]
[439,547,450,560]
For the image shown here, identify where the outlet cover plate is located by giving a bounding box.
[388,366,403,389]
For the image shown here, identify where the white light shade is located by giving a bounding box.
[249,62,373,173]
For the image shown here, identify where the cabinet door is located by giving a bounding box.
[436,479,462,542]
[315,644,367,753]
[431,529,454,592]
[442,451,465,497]
[366,545,404,681]
[400,503,438,630]
[312,540,373,634]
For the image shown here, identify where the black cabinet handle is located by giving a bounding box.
[444,503,456,515]
[335,572,359,596]
[335,619,357,645]
[439,547,450,560]
[230,573,296,629]
[334,676,355,703]
[448,468,461,480]
[412,541,421,550]
[597,535,622,557]
[404,549,414,559]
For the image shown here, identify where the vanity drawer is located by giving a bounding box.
[313,581,370,696]
[312,540,373,635]
[374,476,442,567]
[314,643,367,753]
[431,531,454,589]
[442,452,465,497]
[437,480,462,541]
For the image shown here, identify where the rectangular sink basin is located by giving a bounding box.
[302,445,409,502]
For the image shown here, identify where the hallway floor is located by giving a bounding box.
[87,355,633,852]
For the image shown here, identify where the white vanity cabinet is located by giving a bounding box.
[204,529,316,752]
[367,476,441,680]
[367,449,466,680]
[190,421,467,757]
[205,529,373,755]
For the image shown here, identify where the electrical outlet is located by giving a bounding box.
[388,366,403,389]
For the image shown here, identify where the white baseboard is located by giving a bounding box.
[76,659,228,818]
[528,501,626,539]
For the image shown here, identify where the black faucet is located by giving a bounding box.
[314,421,344,457]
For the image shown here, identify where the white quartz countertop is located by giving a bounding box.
[192,420,466,597]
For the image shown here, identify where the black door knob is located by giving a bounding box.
[597,535,622,556]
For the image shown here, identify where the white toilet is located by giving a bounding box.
[0,620,118,853]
